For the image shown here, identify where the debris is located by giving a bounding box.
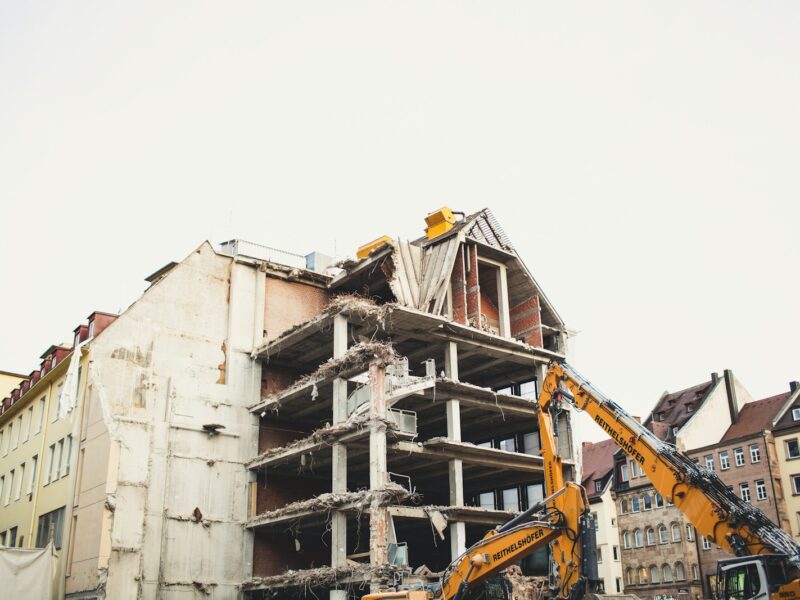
[192,507,203,522]
[504,566,548,600]
[425,509,448,540]
[413,564,435,576]
[242,564,401,593]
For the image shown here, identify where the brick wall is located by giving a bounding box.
[510,295,543,347]
[479,292,500,334]
[450,244,467,324]
[465,244,480,326]
[253,529,330,576]
[255,473,329,513]
[264,277,329,341]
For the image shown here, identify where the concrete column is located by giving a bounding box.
[369,362,389,589]
[496,264,510,338]
[444,341,467,559]
[331,315,348,587]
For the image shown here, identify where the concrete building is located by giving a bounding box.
[244,208,574,598]
[769,383,800,539]
[581,439,622,594]
[0,311,115,587]
[686,389,791,597]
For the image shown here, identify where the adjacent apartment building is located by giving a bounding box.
[768,383,800,538]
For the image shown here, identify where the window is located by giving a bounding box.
[64,435,72,476]
[7,423,13,453]
[597,547,603,563]
[499,437,516,453]
[702,536,711,550]
[616,578,621,593]
[0,530,4,546]
[591,512,599,532]
[631,496,640,512]
[629,460,638,477]
[613,545,619,561]
[594,480,603,493]
[642,493,652,510]
[24,407,33,442]
[687,404,694,413]
[15,463,25,500]
[671,523,681,542]
[686,524,694,541]
[620,463,629,482]
[646,527,656,545]
[638,566,649,585]
[522,432,540,455]
[51,383,63,422]
[675,562,686,581]
[36,507,65,549]
[740,483,751,503]
[526,483,544,507]
[623,531,631,549]
[692,564,699,580]
[720,451,730,470]
[789,474,800,495]
[479,492,495,509]
[654,492,664,508]
[793,408,800,421]
[705,455,714,471]
[611,517,617,527]
[5,469,14,505]
[45,444,55,484]
[28,455,38,494]
[658,525,668,544]
[625,568,634,586]
[8,527,17,548]
[502,487,519,511]
[734,447,744,467]
[649,565,660,584]
[620,499,628,514]
[88,321,95,338]
[55,439,64,480]
[787,440,800,459]
[634,529,643,547]
[37,398,46,433]
[14,415,22,448]
[756,479,767,501]
[662,564,673,583]
[750,444,761,463]
[0,476,4,503]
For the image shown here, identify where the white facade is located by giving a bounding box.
[591,481,623,594]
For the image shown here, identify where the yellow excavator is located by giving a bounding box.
[365,360,800,600]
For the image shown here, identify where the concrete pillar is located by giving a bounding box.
[444,341,467,559]
[369,361,389,589]
[331,315,348,584]
[496,264,510,338]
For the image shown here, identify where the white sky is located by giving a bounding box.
[2,2,798,441]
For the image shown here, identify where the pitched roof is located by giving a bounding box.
[581,439,617,497]
[721,392,789,442]
[649,379,716,430]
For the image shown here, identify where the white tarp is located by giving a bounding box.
[0,543,56,600]
[57,343,85,419]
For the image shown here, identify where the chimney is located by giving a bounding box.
[724,369,739,423]
[711,372,719,383]
[791,381,799,393]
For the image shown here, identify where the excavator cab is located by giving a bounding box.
[716,555,799,600]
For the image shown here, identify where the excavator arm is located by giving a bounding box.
[539,360,800,571]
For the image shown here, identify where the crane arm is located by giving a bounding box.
[438,483,594,600]
[540,360,800,569]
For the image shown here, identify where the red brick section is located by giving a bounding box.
[261,365,304,399]
[253,530,330,576]
[509,295,543,348]
[258,423,309,454]
[450,244,467,324]
[264,278,329,341]
[89,312,118,337]
[465,244,481,326]
[479,292,500,333]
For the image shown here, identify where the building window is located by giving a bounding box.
[756,479,767,501]
[64,435,72,476]
[740,483,751,503]
[631,496,640,513]
[625,568,634,586]
[623,531,631,549]
[638,566,649,585]
[502,487,520,511]
[620,499,628,514]
[594,480,603,493]
[793,408,800,421]
[499,437,516,453]
[527,483,544,508]
[8,527,17,548]
[36,507,65,549]
[654,492,664,508]
[14,415,22,448]
[662,564,673,583]
[45,444,55,484]
[28,455,38,495]
[705,455,714,471]
[591,512,599,532]
[37,398,46,433]
[0,476,4,504]
[613,545,619,561]
[793,475,800,495]
[720,451,730,470]
[702,536,711,550]
[611,517,617,527]
[646,527,656,545]
[648,565,660,584]
[620,464,629,482]
[25,407,33,442]
[671,523,681,542]
[634,529,643,547]
[686,525,694,541]
[5,470,14,505]
[15,463,25,500]
[734,448,745,467]
[658,525,668,544]
[642,493,652,510]
[522,432,540,455]
[787,440,800,459]
[750,444,761,463]
[8,423,14,452]
[479,492,495,509]
[676,562,686,581]
[597,547,603,563]
[687,404,693,413]
[692,564,699,580]
[55,439,64,480]
[616,578,621,593]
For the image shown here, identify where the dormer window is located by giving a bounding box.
[51,355,57,368]
[74,333,81,347]
[792,408,800,421]
[88,321,95,338]
[687,404,693,413]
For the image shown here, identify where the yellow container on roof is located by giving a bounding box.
[356,235,393,259]
[424,207,457,240]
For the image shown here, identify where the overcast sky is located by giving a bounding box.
[2,2,798,441]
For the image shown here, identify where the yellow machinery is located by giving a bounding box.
[365,360,800,600]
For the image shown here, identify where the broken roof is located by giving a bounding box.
[721,392,789,442]
[647,379,717,430]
